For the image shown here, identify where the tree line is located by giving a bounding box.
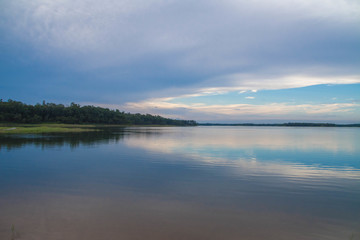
[0,99,197,126]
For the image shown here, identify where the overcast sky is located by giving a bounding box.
[1,0,359,123]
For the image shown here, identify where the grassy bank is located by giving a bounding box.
[0,123,99,134]
[0,123,189,134]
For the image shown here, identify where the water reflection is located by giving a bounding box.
[1,126,359,181]
[2,126,358,153]
[124,126,359,154]
[124,127,360,180]
[0,131,119,151]
[0,127,159,151]
[0,126,359,240]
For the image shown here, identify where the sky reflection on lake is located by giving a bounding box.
[124,127,360,179]
[0,127,359,240]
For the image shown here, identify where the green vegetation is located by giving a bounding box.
[0,99,197,126]
[0,123,98,134]
[11,224,19,240]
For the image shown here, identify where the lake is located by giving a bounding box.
[0,126,359,240]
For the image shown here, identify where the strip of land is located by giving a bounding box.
[0,123,195,134]
[0,124,99,134]
[199,123,360,127]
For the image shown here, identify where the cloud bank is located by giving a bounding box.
[1,0,359,121]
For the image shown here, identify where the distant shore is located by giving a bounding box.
[199,123,360,127]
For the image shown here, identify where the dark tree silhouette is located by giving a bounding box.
[0,99,197,126]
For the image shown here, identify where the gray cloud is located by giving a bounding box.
[1,0,359,104]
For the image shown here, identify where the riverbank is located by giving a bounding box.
[0,123,99,134]
[0,123,193,134]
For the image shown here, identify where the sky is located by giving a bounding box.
[0,0,359,123]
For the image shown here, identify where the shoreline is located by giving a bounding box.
[0,123,194,134]
[198,123,360,127]
[1,122,359,134]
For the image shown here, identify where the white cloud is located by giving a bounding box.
[2,0,359,72]
[1,0,200,68]
[142,74,360,101]
[81,73,360,122]
[123,101,357,115]
[227,0,360,22]
[83,98,360,122]
[92,97,356,122]
[218,74,360,91]
[1,0,359,112]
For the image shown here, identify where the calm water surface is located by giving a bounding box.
[0,126,359,240]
